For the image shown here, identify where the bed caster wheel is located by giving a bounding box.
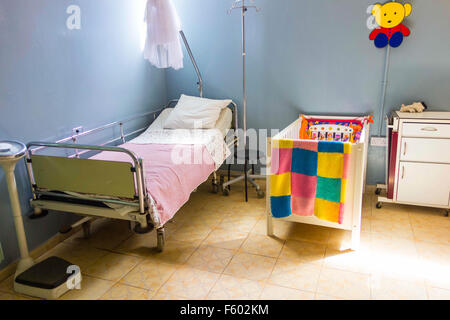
[156,229,165,253]
[134,222,154,234]
[222,188,230,196]
[257,190,265,199]
[375,188,382,195]
[376,202,383,209]
[29,208,49,220]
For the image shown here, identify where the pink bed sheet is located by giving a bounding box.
[90,143,215,225]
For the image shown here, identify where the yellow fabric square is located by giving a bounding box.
[317,152,343,179]
[340,178,347,203]
[314,198,340,223]
[344,143,351,154]
[270,172,291,197]
[272,139,293,149]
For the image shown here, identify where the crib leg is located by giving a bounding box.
[351,228,360,251]
[267,215,274,236]
[266,137,274,237]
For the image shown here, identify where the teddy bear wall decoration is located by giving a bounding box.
[369,2,412,48]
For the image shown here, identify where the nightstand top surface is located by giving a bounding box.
[394,111,450,120]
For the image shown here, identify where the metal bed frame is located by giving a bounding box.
[25,100,238,252]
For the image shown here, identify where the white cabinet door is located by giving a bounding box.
[400,138,450,163]
[396,162,450,206]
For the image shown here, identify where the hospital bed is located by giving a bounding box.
[25,100,238,252]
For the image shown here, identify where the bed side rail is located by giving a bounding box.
[26,142,147,214]
[29,108,165,156]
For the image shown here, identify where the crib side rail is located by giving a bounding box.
[273,115,371,145]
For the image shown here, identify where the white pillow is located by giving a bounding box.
[163,94,232,129]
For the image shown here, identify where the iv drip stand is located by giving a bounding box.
[229,0,259,202]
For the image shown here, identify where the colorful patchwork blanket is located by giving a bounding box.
[270,139,351,224]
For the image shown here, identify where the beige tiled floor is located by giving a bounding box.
[0,182,449,300]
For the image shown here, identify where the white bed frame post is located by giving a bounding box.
[350,144,363,250]
[350,122,370,250]
[266,137,274,236]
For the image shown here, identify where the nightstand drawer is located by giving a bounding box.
[400,138,450,163]
[402,123,450,139]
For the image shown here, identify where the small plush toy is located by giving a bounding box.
[369,2,412,48]
[400,102,427,113]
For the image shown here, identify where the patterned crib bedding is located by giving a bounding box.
[270,139,351,224]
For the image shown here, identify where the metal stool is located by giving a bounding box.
[220,148,265,201]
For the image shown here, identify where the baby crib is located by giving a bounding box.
[266,114,371,250]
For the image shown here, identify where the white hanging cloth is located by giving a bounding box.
[144,0,184,70]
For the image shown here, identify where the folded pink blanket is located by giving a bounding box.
[91,143,215,226]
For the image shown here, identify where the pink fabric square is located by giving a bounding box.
[291,195,315,216]
[271,147,292,175]
[291,172,317,198]
[342,153,351,179]
[292,140,318,152]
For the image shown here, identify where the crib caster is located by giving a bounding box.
[222,188,230,196]
[375,188,382,195]
[376,202,383,209]
[445,210,449,217]
[156,229,165,252]
[257,190,265,199]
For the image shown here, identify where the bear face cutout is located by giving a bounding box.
[372,2,412,28]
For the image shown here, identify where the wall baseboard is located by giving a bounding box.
[0,226,80,283]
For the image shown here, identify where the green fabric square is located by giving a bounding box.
[316,176,341,203]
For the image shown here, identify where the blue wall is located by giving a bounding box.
[0,0,167,268]
[166,0,450,184]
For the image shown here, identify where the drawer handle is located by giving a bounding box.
[403,142,407,156]
[401,165,405,179]
[421,127,438,132]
